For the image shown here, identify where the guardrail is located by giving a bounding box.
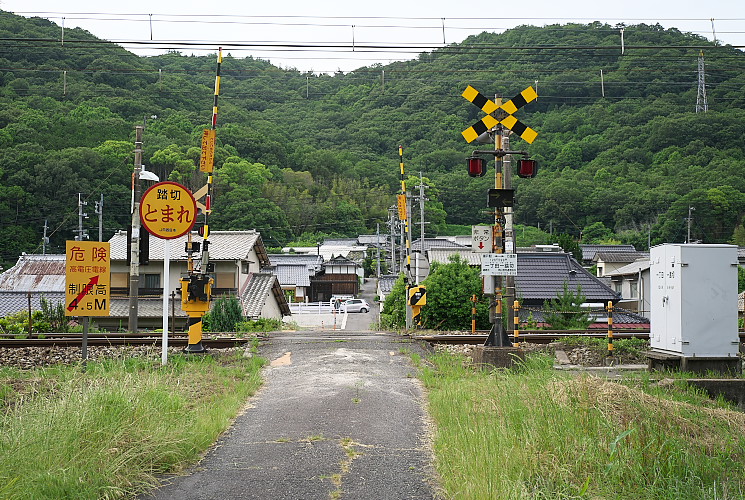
[289,302,336,314]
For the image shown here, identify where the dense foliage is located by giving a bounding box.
[381,255,490,330]
[1,11,744,269]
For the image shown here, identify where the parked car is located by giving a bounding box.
[344,298,370,313]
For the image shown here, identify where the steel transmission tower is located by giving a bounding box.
[696,51,708,113]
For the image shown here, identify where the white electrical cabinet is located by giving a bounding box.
[650,244,739,357]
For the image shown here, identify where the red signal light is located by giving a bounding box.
[467,156,487,177]
[517,159,538,178]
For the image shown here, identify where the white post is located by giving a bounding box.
[161,239,170,365]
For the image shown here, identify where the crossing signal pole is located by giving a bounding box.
[461,85,539,348]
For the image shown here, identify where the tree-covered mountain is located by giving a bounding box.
[1,11,744,268]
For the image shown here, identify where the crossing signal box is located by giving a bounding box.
[467,156,487,177]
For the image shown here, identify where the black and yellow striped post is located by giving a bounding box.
[471,294,478,333]
[606,301,614,356]
[513,300,521,347]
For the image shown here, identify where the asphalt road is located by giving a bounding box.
[143,329,440,499]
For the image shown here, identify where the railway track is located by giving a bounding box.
[0,334,256,349]
[415,331,745,345]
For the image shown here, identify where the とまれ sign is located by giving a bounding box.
[65,241,110,316]
[140,181,197,239]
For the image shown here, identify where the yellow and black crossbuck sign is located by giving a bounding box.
[461,85,538,144]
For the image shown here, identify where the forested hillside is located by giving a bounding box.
[1,11,744,268]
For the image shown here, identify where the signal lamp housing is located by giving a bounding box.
[466,156,487,177]
[517,159,538,178]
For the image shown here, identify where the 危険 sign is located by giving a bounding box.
[481,253,518,276]
[140,182,197,239]
[65,241,110,316]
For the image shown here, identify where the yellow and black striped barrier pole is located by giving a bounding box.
[471,294,477,333]
[513,300,521,347]
[607,301,614,356]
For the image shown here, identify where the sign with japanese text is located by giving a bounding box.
[472,225,493,253]
[65,241,110,316]
[199,129,216,173]
[397,194,407,221]
[140,182,197,239]
[481,253,518,276]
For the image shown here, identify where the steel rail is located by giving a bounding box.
[0,337,254,348]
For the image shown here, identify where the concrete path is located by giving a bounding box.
[143,330,439,499]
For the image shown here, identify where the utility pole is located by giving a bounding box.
[129,125,144,333]
[503,131,516,336]
[94,193,104,242]
[42,219,48,254]
[415,172,430,284]
[686,206,695,243]
[376,223,381,278]
[75,193,88,241]
[387,207,396,274]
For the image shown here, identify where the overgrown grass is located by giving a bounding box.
[421,352,745,499]
[0,351,265,499]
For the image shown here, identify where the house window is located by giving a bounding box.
[614,282,622,294]
[143,273,161,289]
[630,282,638,299]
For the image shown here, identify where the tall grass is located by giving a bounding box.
[0,352,265,499]
[421,353,745,499]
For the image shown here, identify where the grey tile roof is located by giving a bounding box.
[270,264,311,287]
[323,238,359,246]
[357,235,388,246]
[593,251,645,264]
[516,253,618,302]
[412,238,466,252]
[606,259,650,277]
[109,230,268,265]
[521,308,649,325]
[240,273,291,318]
[109,297,189,318]
[268,254,323,266]
[580,244,637,262]
[0,291,65,318]
[428,247,482,266]
[0,254,66,292]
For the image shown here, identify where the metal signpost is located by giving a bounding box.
[140,181,197,363]
[65,240,110,366]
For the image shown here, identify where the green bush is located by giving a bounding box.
[236,318,282,333]
[202,295,244,332]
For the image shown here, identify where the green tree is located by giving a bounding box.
[542,283,591,330]
[380,274,407,329]
[550,233,582,260]
[203,295,244,332]
[419,255,489,330]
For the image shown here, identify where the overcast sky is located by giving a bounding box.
[1,0,743,73]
